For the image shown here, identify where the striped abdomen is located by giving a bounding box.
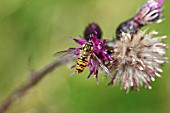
[76,55,89,73]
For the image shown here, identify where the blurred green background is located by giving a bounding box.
[0,0,170,113]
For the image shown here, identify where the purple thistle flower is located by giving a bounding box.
[69,33,113,83]
[107,30,168,92]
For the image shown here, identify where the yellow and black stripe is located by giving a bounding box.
[76,55,88,73]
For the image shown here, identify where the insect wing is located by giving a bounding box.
[92,53,112,77]
[53,49,78,63]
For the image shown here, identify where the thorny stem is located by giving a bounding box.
[0,59,66,113]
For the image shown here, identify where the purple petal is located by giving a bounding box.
[69,36,86,45]
[67,64,76,70]
[70,71,76,76]
[86,66,95,80]
[94,69,99,84]
[157,0,165,7]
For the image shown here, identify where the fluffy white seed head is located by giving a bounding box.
[109,30,168,92]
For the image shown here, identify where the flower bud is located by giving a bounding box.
[116,0,165,40]
[84,23,102,40]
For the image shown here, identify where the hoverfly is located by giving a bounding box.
[75,41,93,74]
